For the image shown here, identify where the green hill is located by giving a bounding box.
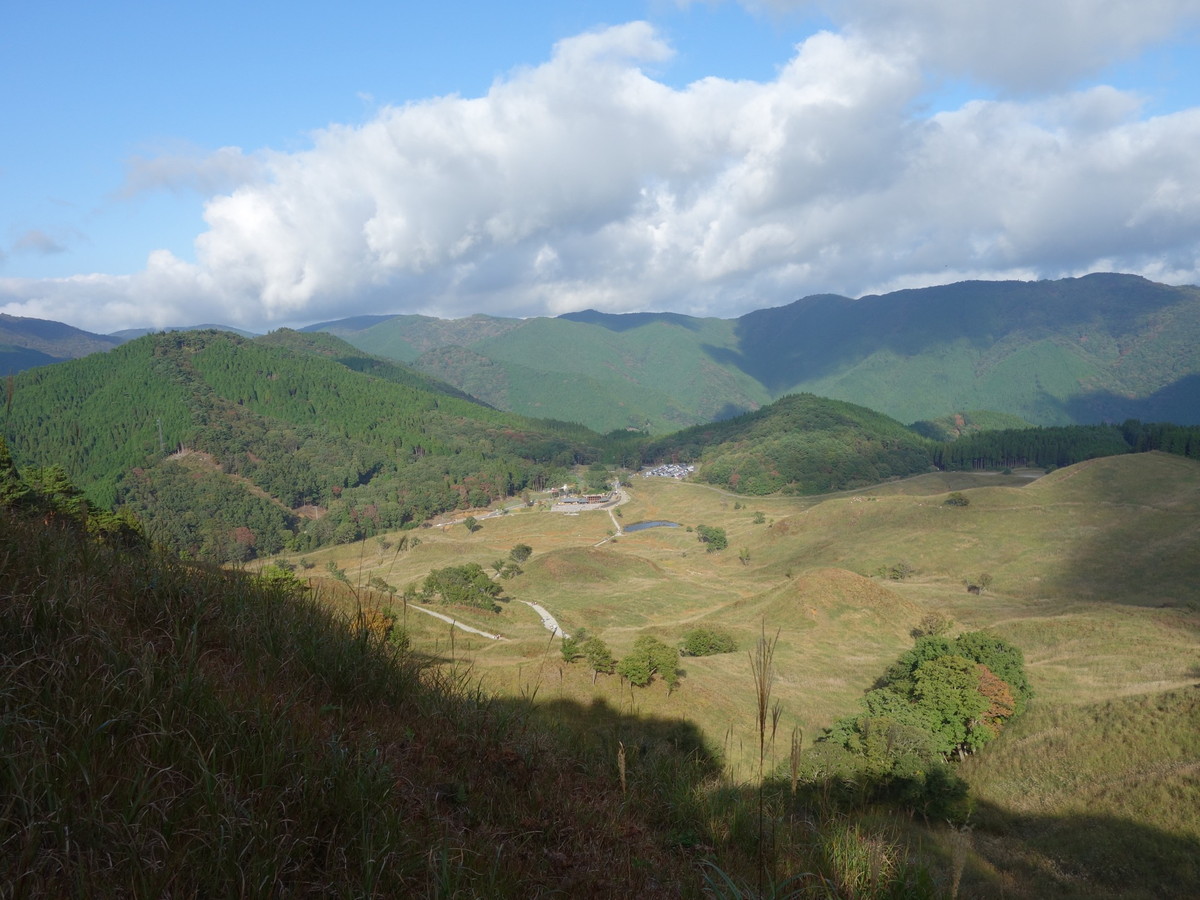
[642,393,936,495]
[342,313,524,363]
[731,273,1200,424]
[336,310,769,432]
[325,273,1200,432]
[1,330,600,562]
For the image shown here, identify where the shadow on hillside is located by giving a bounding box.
[966,799,1200,899]
[760,766,1200,898]
[516,693,722,778]
[1035,458,1200,609]
[1065,373,1200,425]
[704,275,1184,395]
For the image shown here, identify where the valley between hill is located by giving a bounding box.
[2,315,1198,896]
[287,452,1200,897]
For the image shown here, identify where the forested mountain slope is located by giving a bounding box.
[2,330,599,561]
[333,311,769,432]
[732,273,1200,425]
[322,273,1200,431]
[639,393,936,494]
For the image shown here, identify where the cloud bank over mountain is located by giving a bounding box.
[3,2,1199,331]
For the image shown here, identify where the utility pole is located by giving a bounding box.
[156,417,165,454]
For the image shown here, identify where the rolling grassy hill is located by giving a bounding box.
[292,451,1200,897]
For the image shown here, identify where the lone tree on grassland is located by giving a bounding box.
[421,563,504,612]
[560,628,589,664]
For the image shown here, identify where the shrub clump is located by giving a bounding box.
[421,563,504,611]
[616,636,680,690]
[680,627,737,656]
[695,524,728,551]
[799,631,1032,821]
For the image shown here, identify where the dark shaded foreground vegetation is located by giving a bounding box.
[966,802,1200,899]
[0,503,968,898]
[0,507,702,896]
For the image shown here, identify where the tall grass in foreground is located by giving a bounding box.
[0,511,695,896]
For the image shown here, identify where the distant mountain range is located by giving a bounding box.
[109,324,260,341]
[1,313,123,371]
[5,273,1199,429]
[0,318,257,375]
[316,273,1200,429]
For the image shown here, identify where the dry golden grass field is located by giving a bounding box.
[279,452,1199,897]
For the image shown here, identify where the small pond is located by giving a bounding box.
[622,520,681,533]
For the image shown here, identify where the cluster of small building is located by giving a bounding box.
[642,464,694,479]
[556,493,613,505]
[548,484,614,505]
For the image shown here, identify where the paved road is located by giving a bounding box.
[409,603,504,640]
[520,600,568,638]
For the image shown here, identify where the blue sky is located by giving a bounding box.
[3,1,1200,332]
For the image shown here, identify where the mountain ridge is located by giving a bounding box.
[328,273,1200,430]
[6,272,1200,429]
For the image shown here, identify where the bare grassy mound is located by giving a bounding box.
[523,547,664,584]
[1026,451,1200,507]
[752,567,919,630]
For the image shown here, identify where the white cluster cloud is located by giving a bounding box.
[742,0,1200,90]
[3,6,1200,332]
